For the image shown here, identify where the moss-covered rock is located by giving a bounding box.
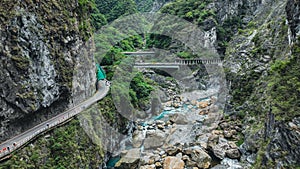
[0,0,96,144]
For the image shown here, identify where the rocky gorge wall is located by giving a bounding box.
[222,0,300,168]
[0,0,96,142]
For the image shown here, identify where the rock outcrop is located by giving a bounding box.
[223,0,300,167]
[144,129,167,149]
[115,148,141,169]
[0,1,95,141]
[163,156,184,169]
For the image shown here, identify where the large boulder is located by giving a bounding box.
[115,148,141,169]
[165,145,183,156]
[170,113,189,124]
[132,130,145,148]
[226,149,241,159]
[184,146,211,169]
[208,135,241,160]
[211,143,227,159]
[163,156,185,169]
[197,100,211,108]
[144,130,167,149]
[140,152,161,165]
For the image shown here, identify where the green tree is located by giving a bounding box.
[95,0,137,22]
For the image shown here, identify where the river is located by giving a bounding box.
[106,88,221,168]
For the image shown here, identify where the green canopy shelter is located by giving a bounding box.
[96,63,106,80]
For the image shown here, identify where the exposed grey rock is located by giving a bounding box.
[220,158,243,169]
[211,164,228,169]
[0,3,95,142]
[165,146,182,156]
[170,113,189,125]
[144,130,167,149]
[286,0,300,40]
[163,156,185,169]
[132,130,145,148]
[264,117,300,166]
[208,136,240,160]
[115,148,141,169]
[246,153,257,164]
[184,146,211,168]
[226,149,241,159]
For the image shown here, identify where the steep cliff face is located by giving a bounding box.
[223,0,300,168]
[286,0,300,42]
[215,0,262,23]
[0,1,96,141]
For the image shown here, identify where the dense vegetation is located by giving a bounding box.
[0,120,104,169]
[95,0,137,22]
[135,0,155,12]
[160,0,215,25]
[268,56,300,121]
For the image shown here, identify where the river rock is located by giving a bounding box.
[199,109,209,115]
[163,156,185,169]
[149,153,161,162]
[159,150,166,156]
[172,103,180,108]
[115,148,141,169]
[156,120,165,125]
[140,153,153,165]
[170,113,189,124]
[137,125,143,131]
[164,101,172,107]
[155,161,162,167]
[165,121,172,126]
[212,130,223,135]
[208,105,218,114]
[132,130,145,148]
[148,159,155,165]
[182,155,189,161]
[191,100,197,106]
[219,122,229,129]
[165,146,182,156]
[140,164,156,169]
[197,101,210,108]
[176,152,183,158]
[185,156,198,167]
[144,130,167,149]
[226,149,241,159]
[120,150,128,156]
[212,144,226,159]
[157,124,165,130]
[223,130,233,138]
[208,133,219,147]
[208,136,241,160]
[164,107,173,111]
[217,138,231,159]
[183,146,211,169]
